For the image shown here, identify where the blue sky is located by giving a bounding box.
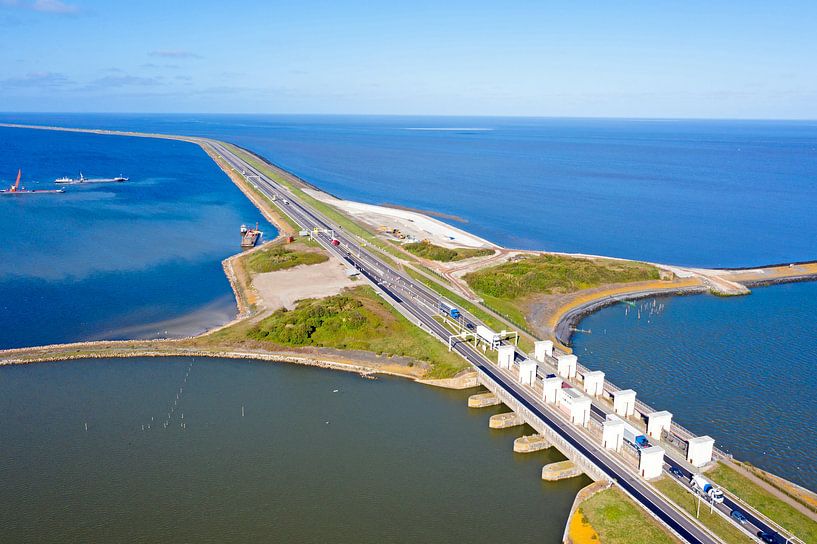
[1,0,815,118]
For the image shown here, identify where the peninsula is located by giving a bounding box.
[1,123,815,544]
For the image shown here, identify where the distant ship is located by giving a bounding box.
[55,172,128,184]
[1,169,65,195]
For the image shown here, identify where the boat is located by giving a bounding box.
[241,222,263,248]
[1,169,65,195]
[55,172,128,184]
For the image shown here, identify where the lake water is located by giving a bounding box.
[0,357,587,543]
[572,281,817,491]
[0,126,273,349]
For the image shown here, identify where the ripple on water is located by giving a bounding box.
[573,282,817,492]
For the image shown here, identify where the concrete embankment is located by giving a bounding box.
[514,434,551,453]
[551,280,706,347]
[542,460,584,481]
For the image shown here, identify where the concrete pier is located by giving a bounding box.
[513,434,551,453]
[542,460,583,481]
[489,411,525,429]
[468,392,502,408]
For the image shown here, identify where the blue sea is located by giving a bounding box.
[3,114,817,267]
[0,126,273,348]
[1,114,816,491]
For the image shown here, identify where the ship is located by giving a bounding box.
[240,222,263,248]
[1,169,65,195]
[55,172,128,184]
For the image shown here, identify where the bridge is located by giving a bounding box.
[207,140,800,544]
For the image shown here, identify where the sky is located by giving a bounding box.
[1,0,816,118]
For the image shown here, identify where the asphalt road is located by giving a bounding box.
[207,141,790,544]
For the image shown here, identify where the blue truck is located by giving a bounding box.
[440,303,461,320]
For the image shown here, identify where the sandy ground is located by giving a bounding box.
[252,258,357,311]
[303,188,496,249]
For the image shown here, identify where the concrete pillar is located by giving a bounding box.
[686,436,715,468]
[638,446,665,480]
[556,354,577,379]
[612,389,636,418]
[646,410,672,440]
[569,396,592,427]
[497,345,515,369]
[602,416,625,451]
[582,370,605,397]
[534,340,554,362]
[518,359,537,386]
[542,376,562,404]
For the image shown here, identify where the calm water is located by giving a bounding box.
[0,357,587,543]
[0,127,273,349]
[1,114,816,509]
[572,281,817,491]
[3,114,817,267]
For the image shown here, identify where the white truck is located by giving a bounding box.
[476,325,501,349]
[690,474,724,503]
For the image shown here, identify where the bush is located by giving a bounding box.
[465,254,660,299]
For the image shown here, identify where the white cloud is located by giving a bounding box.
[1,71,71,88]
[32,0,78,13]
[149,49,202,59]
[1,0,80,13]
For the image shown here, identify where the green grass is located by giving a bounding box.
[224,144,414,267]
[579,487,680,544]
[652,478,750,544]
[403,240,494,262]
[404,265,534,353]
[247,285,468,378]
[708,463,817,542]
[465,254,660,300]
[245,245,328,273]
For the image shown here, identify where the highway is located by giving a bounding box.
[206,141,786,544]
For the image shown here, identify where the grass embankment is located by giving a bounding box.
[577,487,680,544]
[404,266,534,353]
[246,285,468,379]
[245,244,328,273]
[222,143,412,267]
[652,478,749,544]
[403,240,494,262]
[708,463,817,542]
[464,254,661,330]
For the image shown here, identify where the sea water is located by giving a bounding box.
[0,126,273,348]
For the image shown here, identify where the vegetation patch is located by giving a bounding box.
[403,240,494,262]
[579,487,679,544]
[247,285,468,378]
[245,245,328,273]
[652,477,748,544]
[465,254,660,300]
[708,463,817,542]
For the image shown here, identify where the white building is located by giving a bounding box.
[518,359,537,386]
[556,354,577,379]
[534,340,554,362]
[612,389,637,418]
[582,370,605,397]
[686,436,715,468]
[497,345,515,369]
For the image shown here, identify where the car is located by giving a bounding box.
[669,467,684,478]
[757,531,777,543]
[730,510,748,524]
[545,373,556,379]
